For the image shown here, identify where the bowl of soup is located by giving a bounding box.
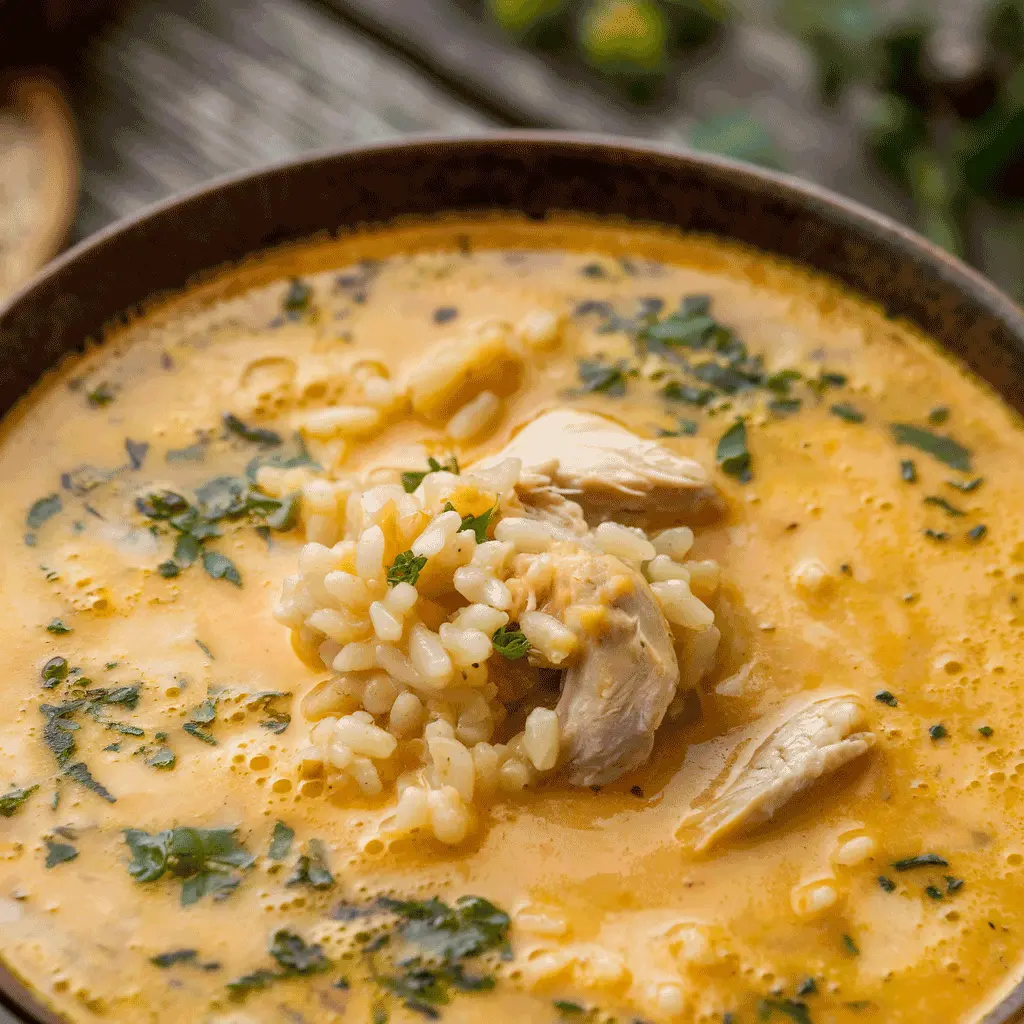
[1,134,1023,1024]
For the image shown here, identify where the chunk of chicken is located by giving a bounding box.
[676,693,875,852]
[480,409,718,522]
[535,547,681,786]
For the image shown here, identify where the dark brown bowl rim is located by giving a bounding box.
[0,130,1021,1024]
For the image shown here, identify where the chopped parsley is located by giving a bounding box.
[924,496,966,517]
[41,657,68,686]
[878,876,897,892]
[968,524,988,542]
[929,723,948,740]
[842,933,860,956]
[890,423,972,472]
[978,725,994,737]
[925,884,944,900]
[759,998,812,1024]
[796,977,817,997]
[928,406,950,425]
[769,397,802,416]
[45,839,79,868]
[387,551,428,588]
[268,821,295,861]
[146,747,176,770]
[124,826,255,905]
[554,1000,586,1017]
[46,618,72,635]
[283,278,313,317]
[717,420,751,482]
[157,561,180,578]
[924,529,950,542]
[892,853,948,871]
[900,459,917,483]
[223,412,282,447]
[948,477,983,492]
[575,358,629,396]
[401,456,460,494]
[874,690,898,707]
[26,494,62,530]
[247,691,292,734]
[830,402,865,423]
[227,928,330,1000]
[492,624,530,660]
[444,502,495,544]
[125,438,149,469]
[183,722,217,746]
[150,949,199,968]
[946,875,965,893]
[0,785,38,817]
[201,551,242,587]
[286,838,335,890]
[86,382,116,407]
[63,761,116,803]
[663,381,715,406]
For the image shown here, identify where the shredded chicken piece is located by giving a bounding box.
[537,547,681,786]
[676,693,875,852]
[481,408,719,522]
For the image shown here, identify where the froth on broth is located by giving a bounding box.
[0,215,1022,1024]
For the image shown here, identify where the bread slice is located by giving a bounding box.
[0,74,79,301]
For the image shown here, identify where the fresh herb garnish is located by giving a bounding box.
[269,821,294,861]
[283,278,313,317]
[183,722,217,746]
[925,885,944,900]
[492,625,530,660]
[41,656,68,686]
[286,838,335,890]
[246,691,292,734]
[759,998,812,1024]
[890,424,972,472]
[924,529,950,541]
[27,494,62,530]
[63,761,116,803]
[796,977,817,997]
[125,438,149,469]
[874,690,898,706]
[901,459,918,483]
[554,1000,587,1017]
[401,456,460,494]
[968,524,988,542]
[223,413,282,447]
[378,894,511,962]
[150,949,198,968]
[928,407,950,425]
[929,723,948,740]
[202,551,242,587]
[878,876,897,892]
[657,418,699,437]
[124,826,255,905]
[444,502,495,544]
[946,875,965,893]
[157,561,180,578]
[830,402,865,423]
[979,725,994,737]
[0,785,38,817]
[45,839,78,868]
[575,358,629,396]
[924,496,966,517]
[717,420,751,482]
[892,853,948,871]
[146,747,176,770]
[387,551,428,588]
[768,397,802,416]
[663,381,715,406]
[842,933,860,956]
[269,929,331,974]
[46,618,72,635]
[86,383,115,407]
[948,477,983,493]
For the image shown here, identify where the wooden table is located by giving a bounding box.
[59,0,1023,300]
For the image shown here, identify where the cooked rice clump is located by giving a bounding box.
[270,457,718,844]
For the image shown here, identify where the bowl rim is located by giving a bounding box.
[0,129,1022,1024]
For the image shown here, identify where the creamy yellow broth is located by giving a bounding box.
[1,216,1023,1024]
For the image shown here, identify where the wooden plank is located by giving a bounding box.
[72,0,494,237]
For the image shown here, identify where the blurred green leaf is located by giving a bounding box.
[661,0,726,48]
[486,0,569,40]
[579,0,669,80]
[690,111,785,170]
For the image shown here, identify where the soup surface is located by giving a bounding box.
[0,216,1022,1024]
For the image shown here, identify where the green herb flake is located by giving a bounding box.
[150,948,199,968]
[924,529,950,542]
[226,968,279,999]
[892,853,948,871]
[924,496,966,517]
[946,875,965,893]
[796,976,817,997]
[717,420,751,482]
[183,722,217,746]
[146,747,176,770]
[46,618,72,635]
[222,412,282,447]
[123,826,254,905]
[575,358,628,396]
[387,550,428,588]
[41,656,69,687]
[444,502,495,544]
[283,278,312,316]
[0,785,38,817]
[63,761,117,803]
[189,699,218,725]
[554,1000,586,1017]
[201,551,242,587]
[925,884,944,900]
[268,821,295,861]
[968,524,988,543]
[759,998,812,1024]
[831,402,865,423]
[948,477,983,493]
[878,875,897,892]
[768,397,802,416]
[901,459,917,483]
[929,723,948,740]
[890,423,972,472]
[286,838,335,890]
[27,494,62,530]
[978,725,994,737]
[842,933,860,956]
[492,624,530,660]
[874,690,898,707]
[45,839,78,868]
[86,382,116,407]
[928,406,950,425]
[157,561,180,579]
[401,456,460,494]
[372,1005,389,1024]
[269,928,331,974]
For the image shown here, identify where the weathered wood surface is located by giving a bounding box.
[72,0,494,239]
